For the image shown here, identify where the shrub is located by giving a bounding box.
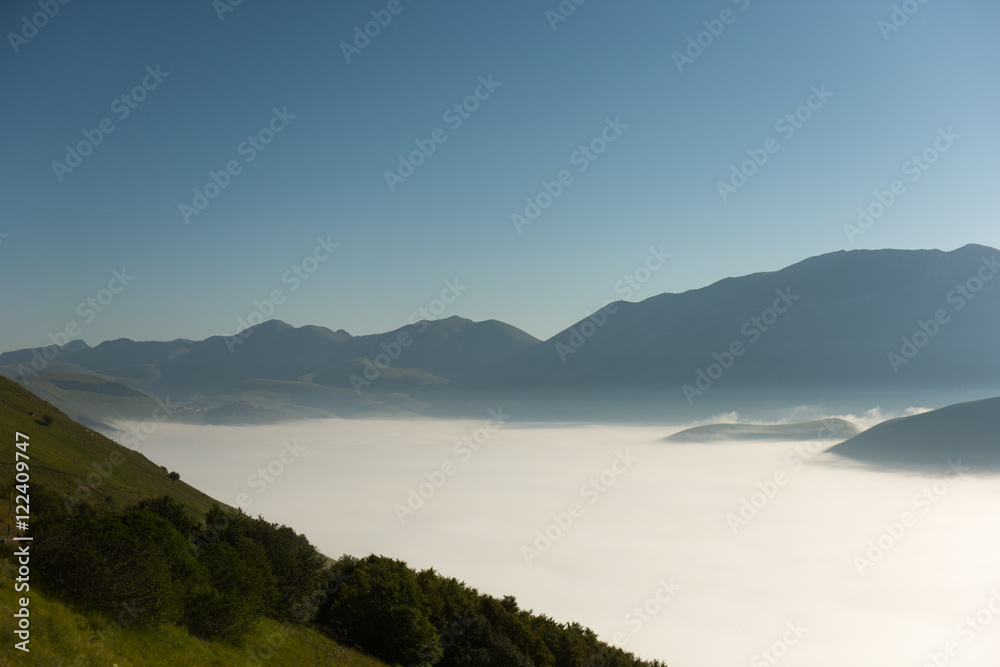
[134,495,200,536]
[197,538,279,615]
[184,589,258,642]
[205,510,327,621]
[35,509,206,624]
[318,555,442,665]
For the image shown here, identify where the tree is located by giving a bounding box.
[35,509,206,624]
[134,495,200,536]
[197,538,278,615]
[207,510,327,620]
[319,555,442,665]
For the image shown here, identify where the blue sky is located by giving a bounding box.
[2,0,998,351]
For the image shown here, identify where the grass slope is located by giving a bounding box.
[0,569,389,666]
[0,375,219,519]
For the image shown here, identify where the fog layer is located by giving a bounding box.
[127,416,1000,665]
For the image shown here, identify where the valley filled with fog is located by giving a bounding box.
[127,413,1000,666]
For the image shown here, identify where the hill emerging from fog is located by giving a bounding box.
[665,418,860,443]
[829,397,1000,471]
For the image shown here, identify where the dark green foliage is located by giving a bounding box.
[31,499,323,645]
[17,483,74,525]
[134,495,201,536]
[168,471,180,481]
[316,556,667,667]
[318,555,443,665]
[197,538,279,615]
[35,509,206,625]
[184,589,258,642]
[196,509,328,621]
[27,479,670,664]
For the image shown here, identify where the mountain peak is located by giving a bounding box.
[249,319,293,334]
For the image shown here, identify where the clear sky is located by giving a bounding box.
[2,0,998,351]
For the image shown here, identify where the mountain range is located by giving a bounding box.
[2,244,998,427]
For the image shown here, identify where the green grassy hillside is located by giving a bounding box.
[0,375,220,520]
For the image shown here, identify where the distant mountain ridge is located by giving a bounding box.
[470,244,1000,393]
[2,245,998,426]
[0,316,542,426]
